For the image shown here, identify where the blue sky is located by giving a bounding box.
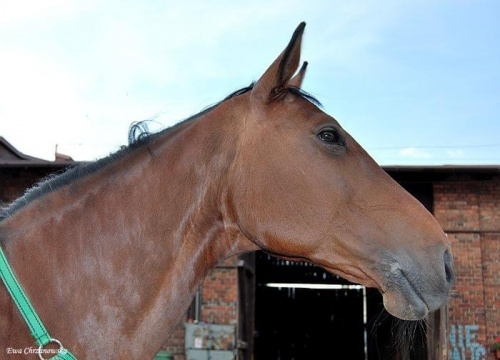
[0,1,498,164]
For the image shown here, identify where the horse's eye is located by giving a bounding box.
[318,129,339,144]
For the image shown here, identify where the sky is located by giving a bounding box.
[0,0,499,165]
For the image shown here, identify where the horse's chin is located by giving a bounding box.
[381,288,429,321]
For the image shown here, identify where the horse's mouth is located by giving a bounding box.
[399,270,429,310]
[382,269,430,320]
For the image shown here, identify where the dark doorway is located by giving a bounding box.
[254,252,365,360]
[253,182,433,360]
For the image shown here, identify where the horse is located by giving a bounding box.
[0,22,453,359]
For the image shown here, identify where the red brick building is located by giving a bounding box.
[0,137,498,360]
[434,171,500,360]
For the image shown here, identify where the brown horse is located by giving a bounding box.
[0,23,452,359]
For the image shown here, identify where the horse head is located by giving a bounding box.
[229,23,453,320]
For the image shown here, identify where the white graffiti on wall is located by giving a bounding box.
[449,324,486,360]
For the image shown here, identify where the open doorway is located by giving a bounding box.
[253,252,365,359]
[253,253,428,360]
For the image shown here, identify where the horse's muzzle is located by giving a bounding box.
[380,245,454,320]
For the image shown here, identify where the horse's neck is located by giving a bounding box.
[0,109,256,358]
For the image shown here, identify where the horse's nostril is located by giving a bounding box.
[444,248,454,284]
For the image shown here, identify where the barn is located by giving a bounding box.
[0,136,498,360]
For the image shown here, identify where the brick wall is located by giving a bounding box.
[434,175,500,360]
[201,264,239,325]
[161,256,240,360]
[162,320,187,360]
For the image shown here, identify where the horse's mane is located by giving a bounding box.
[0,84,320,221]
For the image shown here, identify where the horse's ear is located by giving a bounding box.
[251,22,306,103]
[288,61,308,88]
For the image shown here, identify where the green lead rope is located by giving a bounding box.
[0,246,77,359]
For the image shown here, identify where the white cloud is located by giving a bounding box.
[399,147,432,159]
[446,149,464,158]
